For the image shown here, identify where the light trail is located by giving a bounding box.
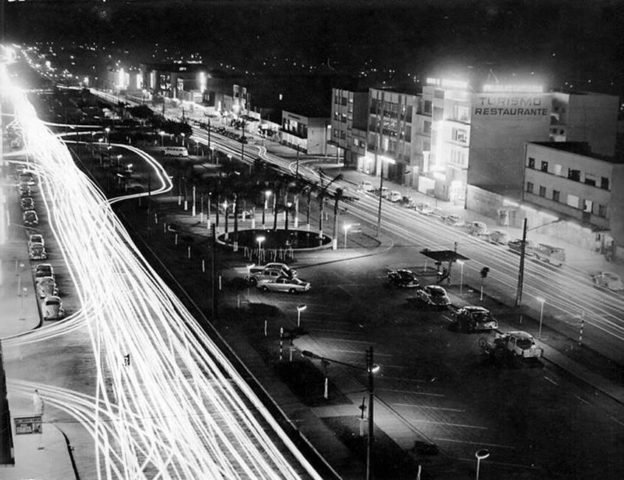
[2,68,323,479]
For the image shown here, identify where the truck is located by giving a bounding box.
[479,330,543,364]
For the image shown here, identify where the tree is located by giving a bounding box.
[332,187,344,240]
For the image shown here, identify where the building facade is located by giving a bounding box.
[330,88,368,168]
[281,110,333,155]
[523,142,624,253]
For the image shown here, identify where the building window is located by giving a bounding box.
[526,182,534,193]
[552,190,560,202]
[528,157,535,169]
[566,194,579,209]
[601,177,610,190]
[583,199,593,213]
[553,164,563,176]
[598,204,607,218]
[584,173,596,186]
[424,100,432,114]
[539,186,546,197]
[568,168,581,181]
[452,128,468,144]
[540,161,549,173]
[423,120,431,135]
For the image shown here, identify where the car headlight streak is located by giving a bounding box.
[3,70,321,480]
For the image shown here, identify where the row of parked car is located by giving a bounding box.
[17,167,65,321]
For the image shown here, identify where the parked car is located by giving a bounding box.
[360,181,375,192]
[42,295,64,320]
[29,243,47,260]
[411,285,451,308]
[591,271,624,291]
[23,210,39,226]
[388,191,402,202]
[36,277,58,298]
[508,239,536,256]
[414,203,435,215]
[257,276,311,294]
[28,233,44,249]
[249,263,296,277]
[19,172,36,186]
[452,306,498,332]
[20,197,35,210]
[441,214,464,227]
[248,268,286,286]
[35,263,54,281]
[467,221,488,236]
[387,269,420,288]
[18,185,33,197]
[486,230,509,245]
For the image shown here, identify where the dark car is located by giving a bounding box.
[23,209,39,227]
[410,285,451,309]
[452,306,498,332]
[387,269,420,288]
[20,197,34,210]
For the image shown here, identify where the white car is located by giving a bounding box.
[441,214,464,227]
[360,181,375,192]
[468,221,488,236]
[42,295,64,320]
[388,191,402,203]
[591,271,624,291]
[257,276,311,294]
[415,203,434,215]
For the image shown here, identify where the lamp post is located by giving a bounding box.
[104,126,110,145]
[458,260,465,295]
[537,297,545,339]
[475,449,490,480]
[256,235,265,260]
[284,201,292,235]
[181,132,186,147]
[301,348,379,480]
[343,223,351,249]
[263,190,271,227]
[376,156,396,237]
[296,304,307,328]
[159,130,165,147]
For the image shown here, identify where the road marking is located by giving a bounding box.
[457,458,539,469]
[543,376,558,386]
[393,403,464,412]
[332,349,393,357]
[609,415,624,428]
[435,438,515,449]
[318,338,373,345]
[576,395,591,405]
[411,419,488,430]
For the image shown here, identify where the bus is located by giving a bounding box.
[163,146,188,157]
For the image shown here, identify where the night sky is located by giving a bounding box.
[5,0,624,95]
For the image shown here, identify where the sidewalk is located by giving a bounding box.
[0,170,77,477]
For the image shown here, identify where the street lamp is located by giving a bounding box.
[475,449,490,480]
[301,347,379,480]
[458,260,465,295]
[158,130,165,147]
[256,235,265,261]
[536,297,545,339]
[263,190,271,227]
[104,126,110,145]
[376,156,396,237]
[343,223,351,249]
[181,132,186,146]
[284,201,292,234]
[296,304,307,327]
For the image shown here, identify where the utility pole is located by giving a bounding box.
[211,223,218,320]
[366,346,375,480]
[515,218,528,306]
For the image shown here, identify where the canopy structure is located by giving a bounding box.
[420,249,469,263]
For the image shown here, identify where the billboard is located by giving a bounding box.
[14,415,42,435]
[473,93,549,118]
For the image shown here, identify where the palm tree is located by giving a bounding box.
[332,187,344,240]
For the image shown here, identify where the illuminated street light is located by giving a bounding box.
[158,130,165,147]
[376,156,396,237]
[343,223,351,249]
[475,449,490,480]
[458,260,465,295]
[104,126,110,145]
[296,304,307,327]
[256,235,265,251]
[536,297,545,339]
[181,132,186,147]
[302,347,379,480]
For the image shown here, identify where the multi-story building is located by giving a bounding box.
[550,91,619,157]
[365,87,421,186]
[280,110,333,155]
[523,142,624,254]
[329,88,368,168]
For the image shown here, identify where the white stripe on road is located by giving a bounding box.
[411,419,488,430]
[576,395,591,405]
[609,415,624,428]
[543,376,559,386]
[435,438,516,449]
[393,403,464,412]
